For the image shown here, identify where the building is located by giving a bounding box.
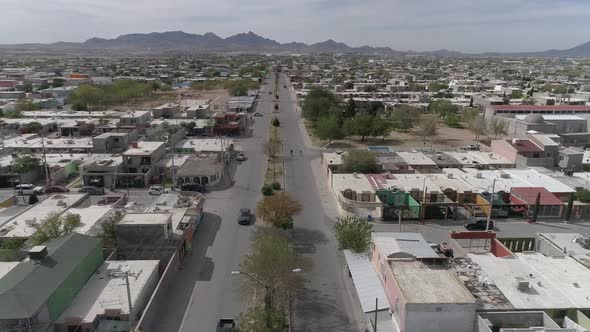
[510,187,564,218]
[175,154,224,188]
[370,233,477,332]
[54,260,159,332]
[0,234,103,331]
[485,105,590,118]
[120,141,166,188]
[92,131,137,154]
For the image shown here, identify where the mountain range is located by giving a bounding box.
[1,30,590,57]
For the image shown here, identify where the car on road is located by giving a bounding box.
[78,186,105,195]
[465,218,494,231]
[217,319,235,332]
[238,208,251,225]
[44,185,70,194]
[15,184,44,195]
[148,185,166,195]
[236,153,246,161]
[180,183,207,193]
[253,112,263,117]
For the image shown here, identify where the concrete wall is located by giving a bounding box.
[516,154,554,168]
[136,250,181,332]
[491,239,514,257]
[405,303,476,332]
[132,262,160,323]
[537,236,567,258]
[370,247,408,331]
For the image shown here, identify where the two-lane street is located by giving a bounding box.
[277,74,364,331]
[142,76,276,332]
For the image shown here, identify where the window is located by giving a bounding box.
[113,138,120,143]
[533,153,540,158]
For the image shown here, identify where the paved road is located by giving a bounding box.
[141,77,275,332]
[277,74,365,331]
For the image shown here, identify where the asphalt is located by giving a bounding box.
[276,74,365,332]
[141,74,364,332]
[142,78,274,332]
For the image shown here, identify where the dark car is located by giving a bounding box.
[465,218,494,231]
[78,186,105,195]
[44,185,70,194]
[180,183,207,193]
[217,319,235,332]
[238,208,251,225]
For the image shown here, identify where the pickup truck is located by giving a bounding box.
[217,319,235,332]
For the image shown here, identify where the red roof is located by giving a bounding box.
[511,187,563,205]
[509,139,542,152]
[491,105,590,111]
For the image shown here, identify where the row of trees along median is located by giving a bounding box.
[302,87,508,145]
[235,109,304,330]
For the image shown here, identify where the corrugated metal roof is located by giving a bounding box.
[343,250,389,313]
[0,233,102,319]
[372,232,440,259]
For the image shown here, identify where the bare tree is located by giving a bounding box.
[417,114,438,142]
[489,118,507,139]
[469,115,487,141]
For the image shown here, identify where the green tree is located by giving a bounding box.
[15,98,39,113]
[429,99,458,119]
[100,211,124,248]
[302,87,340,121]
[272,117,280,127]
[25,121,43,134]
[522,97,536,105]
[51,78,65,88]
[343,81,354,90]
[489,118,507,139]
[418,114,438,142]
[344,96,357,118]
[21,83,33,93]
[314,116,344,144]
[30,213,82,245]
[462,108,479,123]
[575,189,590,203]
[391,105,420,131]
[342,149,379,173]
[445,112,461,128]
[511,90,523,99]
[334,216,374,253]
[428,81,448,92]
[240,229,303,309]
[12,155,41,173]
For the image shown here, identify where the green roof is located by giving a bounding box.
[0,233,101,319]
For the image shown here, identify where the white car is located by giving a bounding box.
[236,153,246,161]
[15,184,44,195]
[148,185,167,195]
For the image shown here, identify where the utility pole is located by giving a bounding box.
[374,297,378,332]
[40,133,50,185]
[486,178,496,231]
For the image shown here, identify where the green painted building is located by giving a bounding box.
[0,234,103,331]
[376,189,421,221]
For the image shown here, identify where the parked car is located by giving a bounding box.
[253,112,263,117]
[238,208,251,225]
[180,183,207,193]
[465,218,494,231]
[217,319,235,332]
[236,153,246,161]
[15,184,44,195]
[78,186,105,195]
[148,185,166,195]
[44,185,70,194]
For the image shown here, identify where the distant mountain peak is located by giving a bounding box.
[3,30,590,57]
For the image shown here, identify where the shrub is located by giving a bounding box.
[272,117,280,127]
[261,184,274,196]
[270,181,281,190]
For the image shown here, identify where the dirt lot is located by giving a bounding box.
[110,88,229,113]
[308,120,495,150]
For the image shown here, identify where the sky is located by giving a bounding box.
[2,0,590,53]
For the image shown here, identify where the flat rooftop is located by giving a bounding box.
[395,151,437,166]
[123,141,165,156]
[0,262,19,280]
[176,154,223,177]
[0,194,87,238]
[331,173,374,193]
[174,138,237,152]
[67,205,113,236]
[468,253,580,309]
[55,260,159,324]
[390,260,475,304]
[343,250,389,313]
[372,232,440,259]
[119,213,171,225]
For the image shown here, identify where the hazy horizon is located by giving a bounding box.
[3,0,590,53]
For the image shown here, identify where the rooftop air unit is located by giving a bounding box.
[29,245,48,261]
